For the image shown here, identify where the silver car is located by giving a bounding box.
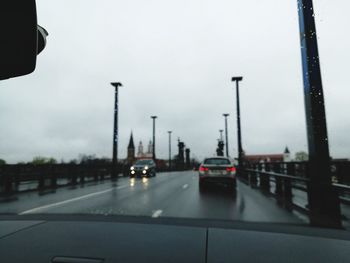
[198,157,236,190]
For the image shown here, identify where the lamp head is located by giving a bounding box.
[111,82,123,88]
[231,76,243,82]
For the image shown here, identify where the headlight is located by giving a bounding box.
[144,166,149,170]
[130,166,135,170]
[131,170,135,175]
[142,170,147,174]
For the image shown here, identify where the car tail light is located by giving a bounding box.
[199,166,209,172]
[226,166,236,172]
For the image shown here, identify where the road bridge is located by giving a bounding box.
[0,171,306,224]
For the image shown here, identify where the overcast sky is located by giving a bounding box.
[0,0,349,163]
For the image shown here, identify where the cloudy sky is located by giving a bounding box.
[0,0,349,163]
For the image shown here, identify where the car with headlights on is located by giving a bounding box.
[130,159,156,178]
[199,157,236,190]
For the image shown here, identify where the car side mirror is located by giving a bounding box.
[0,0,48,80]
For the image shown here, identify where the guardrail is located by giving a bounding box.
[0,164,191,195]
[0,164,116,194]
[241,162,350,213]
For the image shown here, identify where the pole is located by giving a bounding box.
[223,114,229,157]
[111,82,122,179]
[168,131,172,170]
[232,77,243,170]
[297,0,341,228]
[151,116,157,161]
[236,81,243,164]
[219,129,224,141]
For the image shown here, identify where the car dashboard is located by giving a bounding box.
[0,214,350,263]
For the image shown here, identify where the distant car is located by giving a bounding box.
[130,159,156,178]
[198,157,236,190]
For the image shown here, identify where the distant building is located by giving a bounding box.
[137,140,153,159]
[126,132,153,163]
[124,132,171,170]
[284,147,291,162]
[244,146,291,163]
[127,132,135,165]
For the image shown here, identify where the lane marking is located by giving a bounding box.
[152,209,163,218]
[19,185,128,215]
[182,184,189,189]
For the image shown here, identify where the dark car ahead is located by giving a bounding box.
[198,157,236,191]
[130,159,156,178]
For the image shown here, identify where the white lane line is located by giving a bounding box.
[19,185,128,215]
[152,209,163,218]
[182,184,189,189]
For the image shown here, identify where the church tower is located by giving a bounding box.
[283,146,291,162]
[137,141,144,157]
[127,132,135,164]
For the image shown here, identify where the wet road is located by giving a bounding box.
[0,171,306,224]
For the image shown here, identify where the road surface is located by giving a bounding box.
[0,171,306,224]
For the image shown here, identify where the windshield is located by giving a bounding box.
[135,160,153,165]
[0,0,349,230]
[204,158,230,165]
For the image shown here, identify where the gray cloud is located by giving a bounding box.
[0,0,349,163]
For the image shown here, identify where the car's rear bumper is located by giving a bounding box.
[199,175,236,184]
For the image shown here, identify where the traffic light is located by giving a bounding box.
[216,140,224,157]
[0,0,48,80]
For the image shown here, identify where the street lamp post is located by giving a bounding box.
[223,114,230,157]
[110,82,123,179]
[231,77,243,170]
[297,0,341,227]
[168,131,172,170]
[219,129,224,141]
[151,116,157,161]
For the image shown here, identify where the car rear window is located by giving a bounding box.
[135,160,153,165]
[204,158,231,165]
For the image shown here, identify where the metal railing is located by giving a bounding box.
[241,162,350,213]
[0,164,117,194]
[0,163,192,195]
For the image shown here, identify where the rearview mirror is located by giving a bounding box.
[0,0,48,80]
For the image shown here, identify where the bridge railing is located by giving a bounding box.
[0,163,191,195]
[0,164,118,194]
[241,162,350,212]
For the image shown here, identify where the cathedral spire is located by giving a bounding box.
[284,146,290,154]
[128,132,135,149]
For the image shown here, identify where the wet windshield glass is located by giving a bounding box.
[135,160,153,165]
[0,0,349,230]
